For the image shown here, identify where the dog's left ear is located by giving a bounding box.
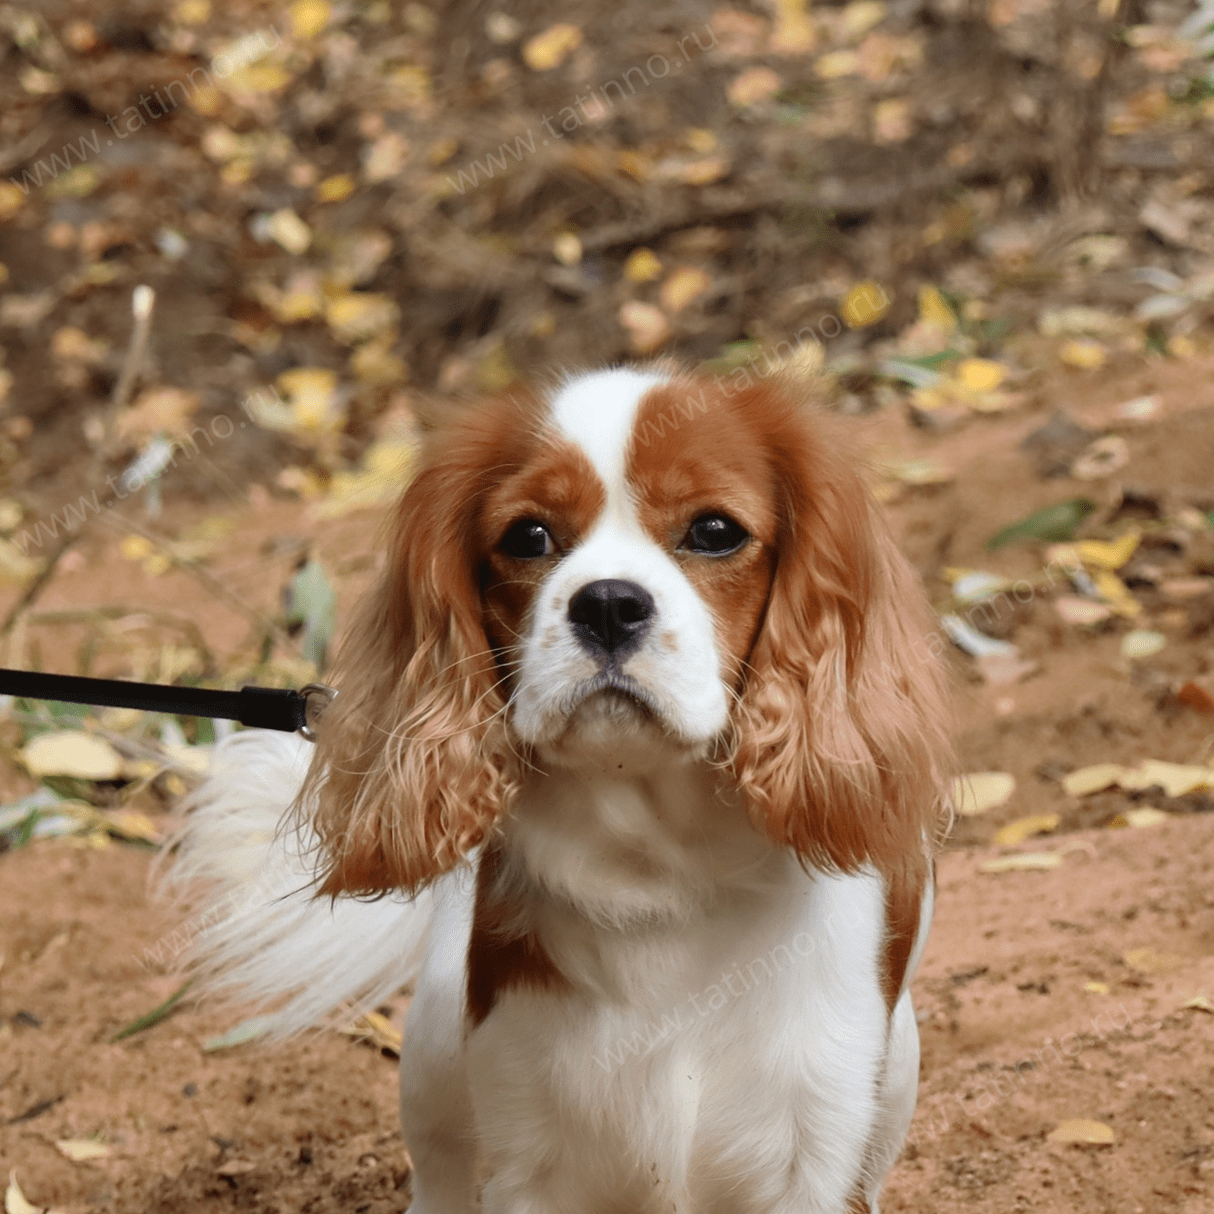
[728,396,953,876]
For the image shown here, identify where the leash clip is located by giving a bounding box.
[298,683,337,742]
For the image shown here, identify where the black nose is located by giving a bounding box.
[568,579,655,660]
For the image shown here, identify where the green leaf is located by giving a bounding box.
[986,499,1096,550]
[109,979,193,1043]
[285,559,337,673]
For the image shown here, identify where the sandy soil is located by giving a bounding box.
[2,357,1214,1213]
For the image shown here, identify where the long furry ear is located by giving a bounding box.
[303,408,524,897]
[728,397,953,878]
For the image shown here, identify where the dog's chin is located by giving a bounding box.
[534,685,697,772]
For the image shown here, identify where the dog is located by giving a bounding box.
[171,366,952,1213]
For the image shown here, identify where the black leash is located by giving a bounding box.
[0,667,336,740]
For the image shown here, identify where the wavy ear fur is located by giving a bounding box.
[728,391,953,879]
[303,402,528,896]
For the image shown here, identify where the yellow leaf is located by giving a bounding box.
[1181,994,1214,1014]
[1120,629,1165,659]
[951,771,1016,816]
[316,173,355,202]
[522,24,582,71]
[1072,531,1140,571]
[120,535,154,561]
[56,1139,112,1162]
[291,0,331,39]
[619,302,671,353]
[1092,569,1141,617]
[840,1,888,41]
[5,1172,46,1214]
[100,809,163,844]
[917,284,956,330]
[350,335,407,386]
[659,267,711,314]
[1062,763,1127,796]
[1109,807,1170,829]
[22,732,124,781]
[313,440,416,520]
[341,1010,403,1055]
[770,0,817,54]
[175,0,211,22]
[0,182,25,220]
[992,813,1059,847]
[324,292,399,343]
[1048,1119,1115,1145]
[276,367,341,433]
[1083,981,1110,994]
[1059,338,1106,369]
[225,63,292,93]
[364,132,410,182]
[552,233,582,266]
[840,281,891,328]
[675,156,731,186]
[980,852,1063,873]
[727,66,783,106]
[1119,760,1212,798]
[265,209,311,255]
[873,97,912,144]
[956,358,1006,393]
[1123,947,1184,975]
[816,49,860,78]
[624,248,662,283]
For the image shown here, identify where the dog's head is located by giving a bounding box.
[306,368,952,895]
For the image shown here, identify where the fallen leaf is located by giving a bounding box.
[1118,760,1212,798]
[993,813,1059,846]
[952,771,1016,817]
[1120,630,1165,659]
[987,499,1096,550]
[956,358,1006,393]
[873,97,912,144]
[1123,947,1185,975]
[325,292,399,343]
[815,49,859,78]
[316,173,355,203]
[1053,595,1112,626]
[341,1010,403,1055]
[1062,764,1126,796]
[55,1140,111,1163]
[840,281,891,327]
[276,367,342,434]
[980,852,1063,873]
[21,732,123,781]
[552,233,582,266]
[939,613,1019,659]
[363,132,410,182]
[1084,981,1110,994]
[204,1014,278,1052]
[1180,994,1214,1014]
[1059,338,1106,370]
[290,0,331,39]
[624,248,662,283]
[917,284,956,331]
[619,302,671,353]
[5,1171,49,1214]
[1109,807,1170,829]
[660,267,711,313]
[522,23,582,71]
[1072,435,1130,480]
[770,0,817,54]
[727,66,783,106]
[1176,681,1214,714]
[265,209,311,255]
[1048,1118,1115,1145]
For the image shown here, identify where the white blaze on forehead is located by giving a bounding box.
[548,369,667,517]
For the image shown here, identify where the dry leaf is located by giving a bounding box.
[770,0,817,54]
[1072,435,1130,480]
[325,292,399,343]
[992,813,1059,846]
[55,1140,112,1163]
[342,1010,403,1055]
[276,367,342,433]
[265,209,311,255]
[552,233,583,266]
[840,281,891,327]
[1059,339,1106,369]
[873,97,912,144]
[980,852,1063,873]
[1120,630,1165,660]
[522,24,582,71]
[1123,947,1185,975]
[619,302,671,353]
[1054,595,1111,627]
[659,267,711,313]
[816,49,859,78]
[1177,681,1214,714]
[1180,994,1214,1014]
[956,358,1006,393]
[727,67,783,107]
[290,0,331,39]
[363,132,410,182]
[1109,807,1170,829]
[316,173,355,203]
[5,1172,50,1214]
[21,732,124,781]
[1048,1119,1115,1145]
[624,248,662,283]
[1084,981,1110,994]
[952,772,1016,816]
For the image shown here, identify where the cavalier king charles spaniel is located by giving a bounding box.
[173,366,952,1214]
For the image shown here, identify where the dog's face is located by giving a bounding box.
[479,371,775,766]
[307,368,951,895]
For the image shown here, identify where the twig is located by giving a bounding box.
[104,285,157,447]
[97,513,301,658]
[0,532,80,639]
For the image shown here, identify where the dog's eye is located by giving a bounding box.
[683,513,749,556]
[499,519,555,559]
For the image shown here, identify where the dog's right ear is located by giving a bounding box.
[302,400,531,896]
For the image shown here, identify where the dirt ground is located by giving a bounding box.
[0,355,1212,1214]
